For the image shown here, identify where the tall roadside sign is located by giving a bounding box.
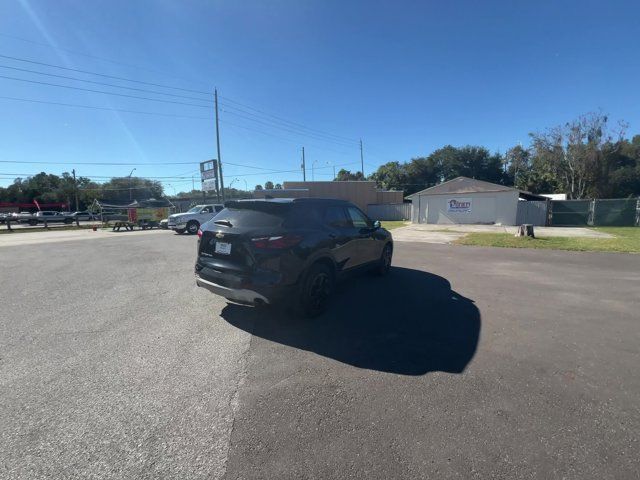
[200,159,219,202]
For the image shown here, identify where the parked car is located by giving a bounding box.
[69,211,96,221]
[27,211,74,225]
[10,212,37,225]
[168,204,224,234]
[12,212,34,222]
[195,198,393,317]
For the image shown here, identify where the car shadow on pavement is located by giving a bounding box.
[221,266,480,376]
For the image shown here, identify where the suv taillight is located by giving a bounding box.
[197,229,203,238]
[251,235,302,249]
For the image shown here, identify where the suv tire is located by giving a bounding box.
[375,244,392,276]
[186,221,200,235]
[298,263,334,318]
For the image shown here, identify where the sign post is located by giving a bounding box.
[200,159,219,202]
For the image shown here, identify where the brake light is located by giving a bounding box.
[251,235,302,249]
[197,229,203,238]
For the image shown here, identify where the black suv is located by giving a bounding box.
[195,198,393,316]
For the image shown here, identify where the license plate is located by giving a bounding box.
[214,242,232,255]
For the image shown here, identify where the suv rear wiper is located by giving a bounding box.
[213,219,233,227]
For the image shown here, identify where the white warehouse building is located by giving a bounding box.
[408,177,546,226]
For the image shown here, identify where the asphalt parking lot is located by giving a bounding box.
[1,231,639,479]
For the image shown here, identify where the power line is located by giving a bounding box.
[0,54,364,150]
[0,95,359,156]
[0,95,210,120]
[1,54,363,148]
[220,102,358,146]
[0,32,210,88]
[220,107,358,148]
[1,93,359,155]
[0,158,297,171]
[219,96,359,144]
[0,159,197,166]
[0,53,211,95]
[0,64,215,103]
[225,160,361,178]
[221,120,357,156]
[0,74,212,108]
[0,172,202,179]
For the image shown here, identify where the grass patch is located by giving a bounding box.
[455,227,640,253]
[381,221,410,230]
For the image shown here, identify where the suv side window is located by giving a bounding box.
[285,204,322,228]
[202,206,213,213]
[323,206,349,228]
[214,205,224,212]
[346,207,371,229]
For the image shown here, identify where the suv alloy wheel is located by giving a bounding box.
[186,221,199,235]
[298,263,334,317]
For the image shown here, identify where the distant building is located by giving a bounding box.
[539,193,567,201]
[407,176,547,225]
[253,181,403,212]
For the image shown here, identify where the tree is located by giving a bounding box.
[529,112,626,198]
[503,145,531,189]
[172,189,203,199]
[369,161,408,191]
[254,184,263,190]
[404,156,442,194]
[96,177,163,204]
[334,169,364,181]
[0,171,98,209]
[264,181,274,190]
[274,183,283,189]
[430,145,504,184]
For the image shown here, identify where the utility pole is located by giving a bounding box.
[128,168,136,202]
[214,88,225,202]
[301,147,306,181]
[360,139,365,178]
[72,169,79,211]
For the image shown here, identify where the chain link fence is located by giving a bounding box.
[550,198,640,227]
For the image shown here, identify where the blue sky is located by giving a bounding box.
[1,0,639,193]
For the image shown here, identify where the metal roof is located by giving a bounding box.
[406,177,517,198]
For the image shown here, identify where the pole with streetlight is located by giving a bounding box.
[326,161,335,180]
[229,178,238,199]
[128,168,136,201]
[232,178,248,197]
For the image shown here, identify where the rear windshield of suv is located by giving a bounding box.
[214,202,291,228]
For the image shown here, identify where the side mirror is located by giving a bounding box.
[373,220,381,229]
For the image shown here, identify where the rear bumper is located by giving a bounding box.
[196,274,274,305]
[195,259,295,306]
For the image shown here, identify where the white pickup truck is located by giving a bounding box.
[168,204,224,234]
